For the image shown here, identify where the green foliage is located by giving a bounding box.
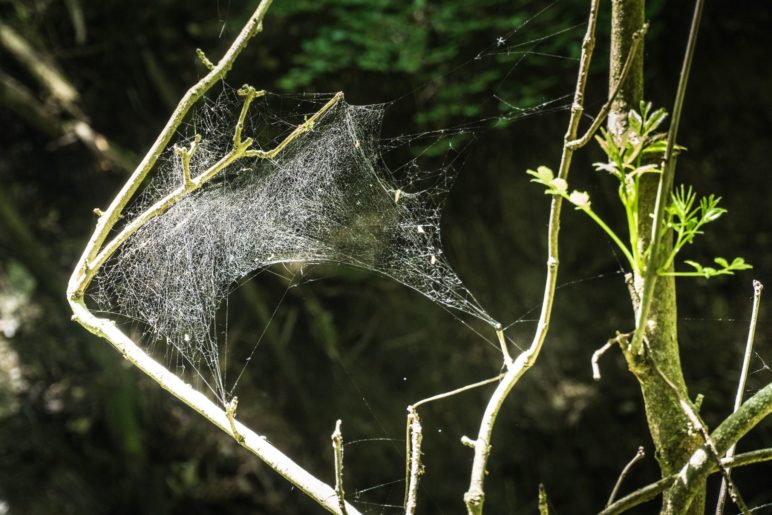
[528,101,751,279]
[272,0,583,127]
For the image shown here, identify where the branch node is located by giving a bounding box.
[225,397,245,444]
[461,435,477,449]
[93,208,104,217]
[331,419,347,515]
[195,48,215,71]
[495,325,513,366]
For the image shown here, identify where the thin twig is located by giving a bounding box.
[567,23,649,151]
[412,374,504,410]
[607,446,645,506]
[538,484,549,515]
[630,0,704,356]
[591,332,630,380]
[404,407,424,515]
[716,280,764,515]
[332,420,348,515]
[463,2,603,513]
[80,91,342,291]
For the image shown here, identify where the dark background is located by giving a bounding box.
[0,1,770,513]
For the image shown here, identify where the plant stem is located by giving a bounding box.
[579,205,637,271]
[715,280,764,515]
[463,2,601,512]
[630,0,704,355]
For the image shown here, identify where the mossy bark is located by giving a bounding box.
[608,1,706,513]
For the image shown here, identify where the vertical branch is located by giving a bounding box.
[715,280,764,514]
[463,2,602,513]
[538,484,550,515]
[404,407,424,515]
[629,0,705,355]
[331,420,348,515]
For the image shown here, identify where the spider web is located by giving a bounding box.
[91,86,501,403]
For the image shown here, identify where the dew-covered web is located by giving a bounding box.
[91,86,509,403]
[88,0,588,416]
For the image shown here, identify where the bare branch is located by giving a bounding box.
[331,420,347,515]
[464,2,602,512]
[69,300,361,514]
[592,332,630,380]
[412,374,503,410]
[65,2,362,513]
[538,484,549,515]
[67,0,275,300]
[607,446,645,506]
[225,397,245,444]
[404,407,424,515]
[567,23,649,151]
[716,280,764,514]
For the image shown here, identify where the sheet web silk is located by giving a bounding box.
[92,87,499,402]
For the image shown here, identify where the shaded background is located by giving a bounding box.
[1,1,770,513]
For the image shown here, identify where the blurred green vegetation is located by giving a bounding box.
[0,1,770,514]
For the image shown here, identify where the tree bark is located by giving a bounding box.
[608,1,705,513]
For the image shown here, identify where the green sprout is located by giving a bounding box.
[527,101,751,280]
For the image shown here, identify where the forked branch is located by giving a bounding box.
[600,447,772,514]
[463,1,608,512]
[66,1,360,513]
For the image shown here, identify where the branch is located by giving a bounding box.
[78,90,342,295]
[666,381,772,513]
[404,407,424,515]
[629,0,704,356]
[331,420,348,515]
[69,300,360,514]
[65,2,362,513]
[0,21,80,114]
[67,0,275,300]
[463,1,602,512]
[642,339,750,514]
[716,280,764,514]
[592,332,629,380]
[607,446,645,506]
[600,446,772,514]
[567,23,649,151]
[538,484,550,515]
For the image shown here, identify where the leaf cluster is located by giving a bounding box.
[528,101,750,280]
